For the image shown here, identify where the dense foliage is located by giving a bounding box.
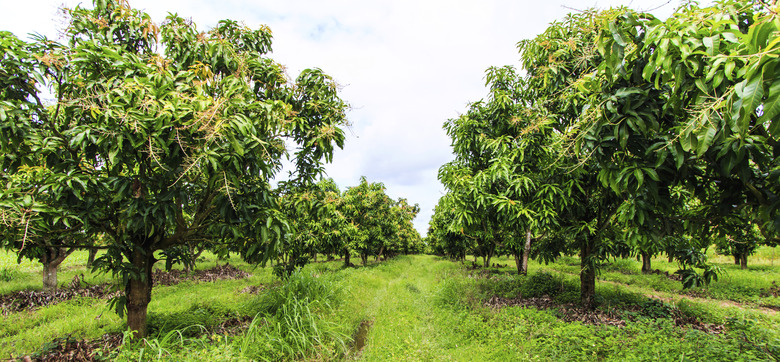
[0,0,348,336]
[276,177,423,276]
[430,0,780,308]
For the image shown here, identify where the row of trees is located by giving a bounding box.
[428,0,779,308]
[0,0,360,337]
[275,177,423,276]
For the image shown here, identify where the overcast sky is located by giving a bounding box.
[3,0,683,234]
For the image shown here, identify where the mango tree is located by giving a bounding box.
[0,0,347,337]
[438,65,563,273]
[390,198,423,256]
[0,30,102,291]
[586,0,780,277]
[426,195,472,261]
[341,177,396,265]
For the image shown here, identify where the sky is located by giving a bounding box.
[2,0,683,234]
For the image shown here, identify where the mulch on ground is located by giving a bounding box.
[15,333,123,362]
[484,295,725,333]
[1,264,251,315]
[152,263,250,286]
[0,276,120,316]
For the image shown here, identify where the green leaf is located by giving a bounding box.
[642,63,656,81]
[721,30,739,43]
[697,125,718,156]
[643,168,659,182]
[758,80,780,128]
[634,168,644,188]
[702,35,720,56]
[609,22,627,47]
[619,124,628,149]
[741,74,765,114]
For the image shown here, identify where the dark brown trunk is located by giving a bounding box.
[514,253,522,275]
[313,252,318,262]
[86,249,97,268]
[344,250,351,267]
[740,254,748,270]
[734,254,740,265]
[641,251,652,274]
[521,229,531,274]
[580,240,596,309]
[482,255,490,268]
[361,253,368,266]
[668,252,673,263]
[126,248,155,338]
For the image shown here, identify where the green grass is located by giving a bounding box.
[479,245,780,308]
[1,250,779,360]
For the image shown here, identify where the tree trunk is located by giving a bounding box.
[42,261,59,291]
[184,244,194,273]
[740,254,748,270]
[327,254,334,261]
[641,251,652,274]
[86,249,97,268]
[41,247,72,292]
[734,254,740,265]
[514,253,522,275]
[521,229,531,275]
[580,240,596,310]
[344,250,351,267]
[126,248,155,338]
[361,253,368,266]
[377,245,385,262]
[668,252,673,263]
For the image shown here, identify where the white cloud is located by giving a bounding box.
[3,0,686,234]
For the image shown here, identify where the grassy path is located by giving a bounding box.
[337,255,779,361]
[340,256,460,360]
[2,252,779,360]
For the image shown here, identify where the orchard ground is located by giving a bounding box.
[1,248,779,361]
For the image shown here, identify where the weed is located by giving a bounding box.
[237,270,348,360]
[603,258,640,275]
[0,268,21,282]
[521,271,571,298]
[676,299,717,324]
[639,299,673,319]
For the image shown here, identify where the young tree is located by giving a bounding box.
[341,177,396,265]
[426,195,471,261]
[0,0,347,337]
[390,198,423,256]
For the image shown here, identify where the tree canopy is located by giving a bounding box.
[430,0,779,308]
[0,0,348,336]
